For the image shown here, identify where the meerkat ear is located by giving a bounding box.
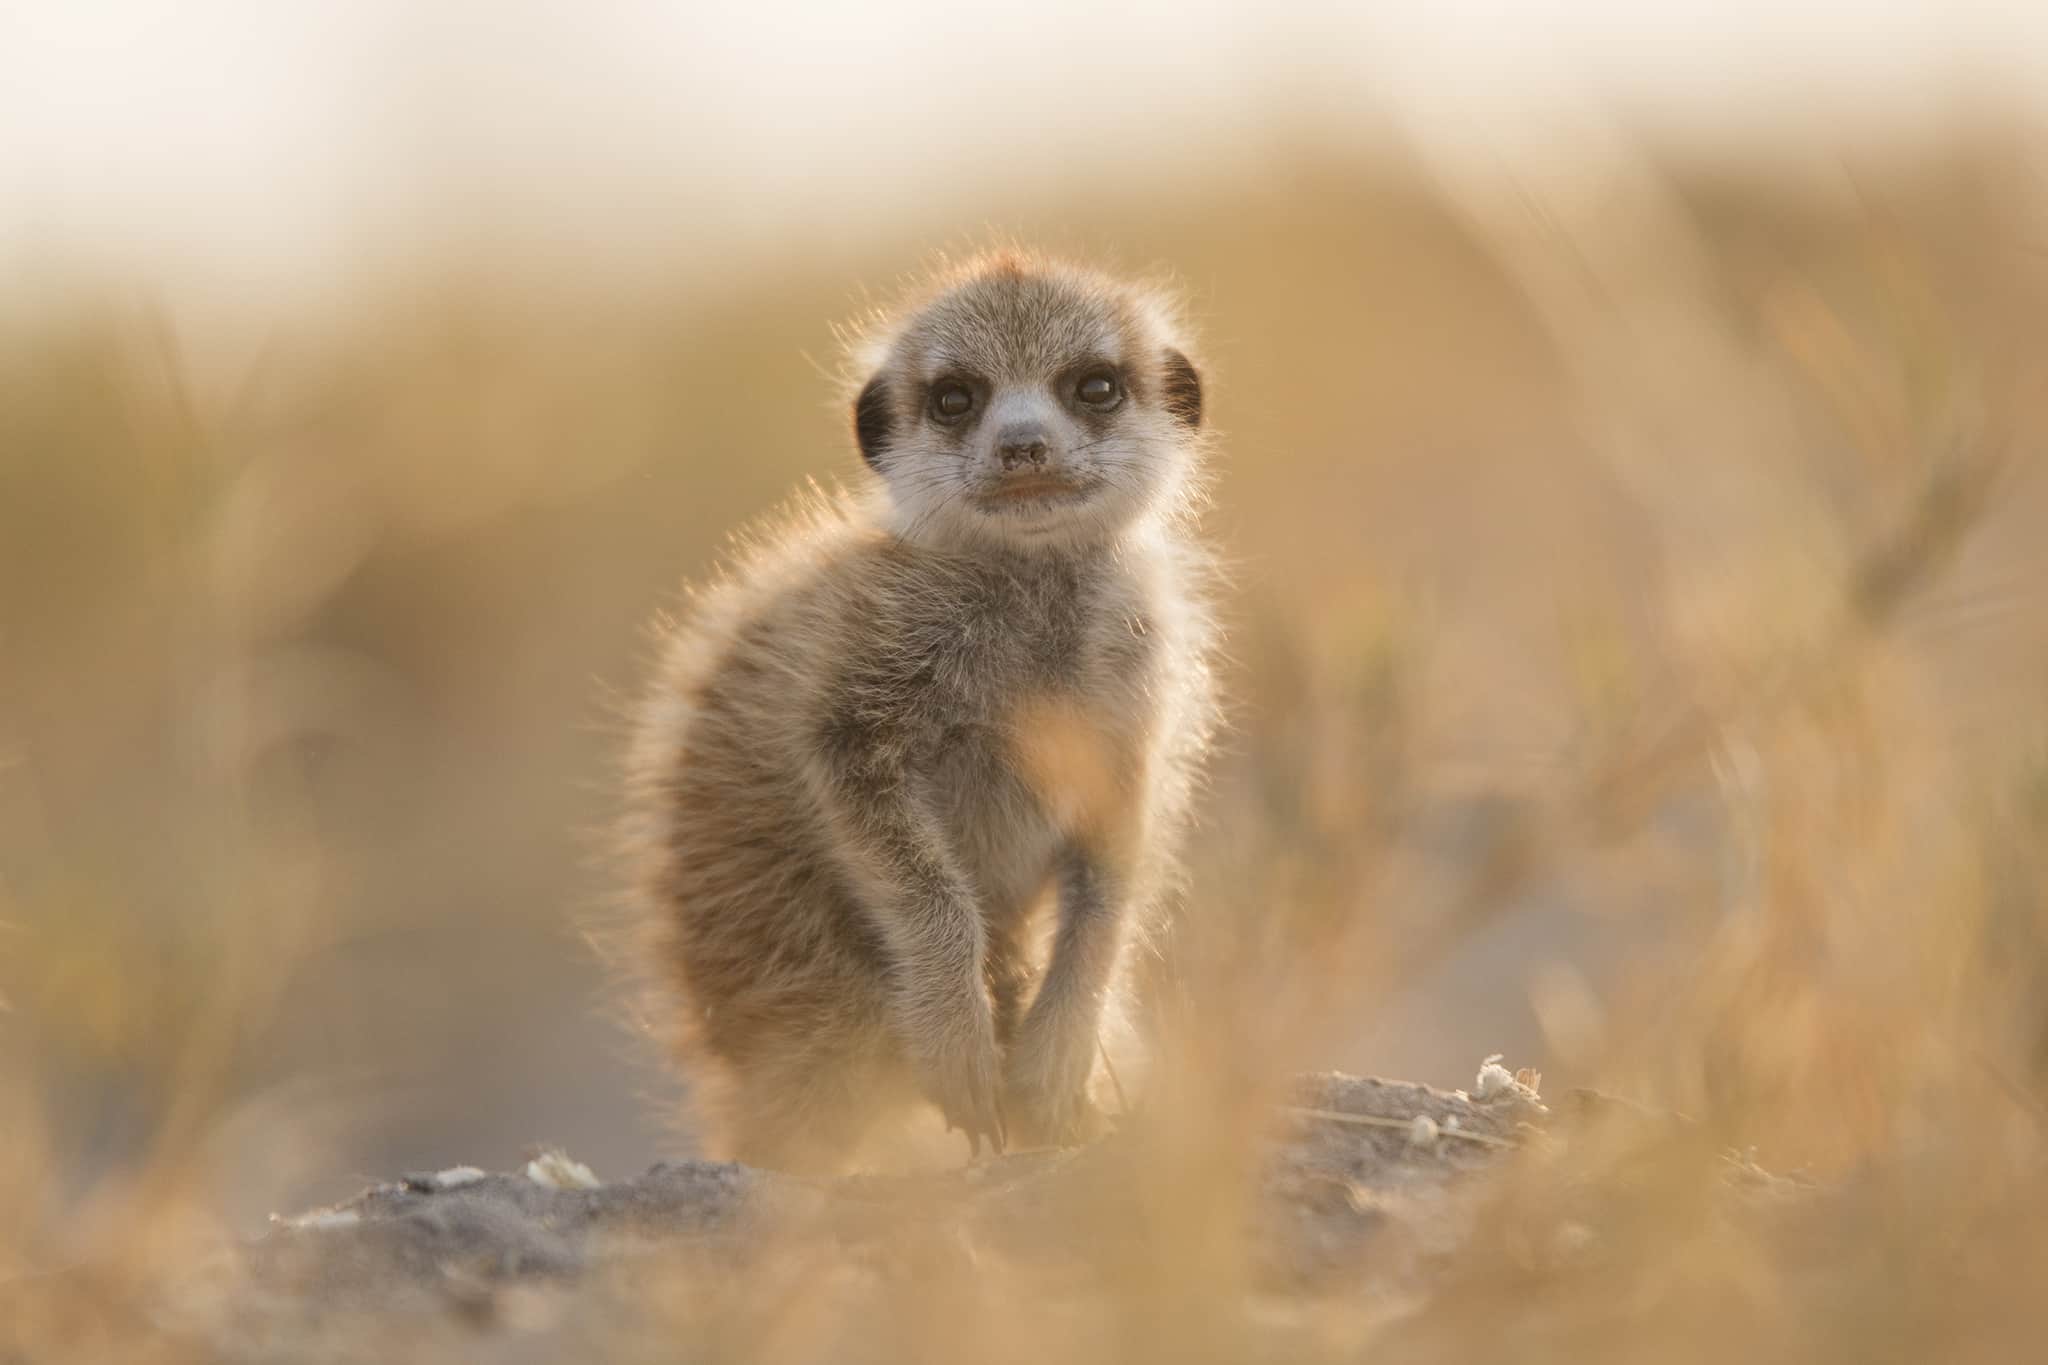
[853,376,893,469]
[1161,349,1202,429]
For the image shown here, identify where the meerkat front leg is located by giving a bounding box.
[812,761,1007,1155]
[1004,845,1129,1145]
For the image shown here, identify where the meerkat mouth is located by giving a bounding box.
[976,476,1098,510]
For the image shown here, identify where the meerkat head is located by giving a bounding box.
[848,253,1204,552]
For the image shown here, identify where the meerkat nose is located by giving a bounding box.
[996,423,1051,470]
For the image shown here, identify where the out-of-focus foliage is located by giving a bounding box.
[4,126,2048,1360]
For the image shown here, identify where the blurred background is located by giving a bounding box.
[4,0,2047,1312]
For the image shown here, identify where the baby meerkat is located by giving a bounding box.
[619,251,1219,1173]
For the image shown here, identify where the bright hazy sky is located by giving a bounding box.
[3,1,2043,285]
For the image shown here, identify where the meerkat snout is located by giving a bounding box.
[995,421,1050,470]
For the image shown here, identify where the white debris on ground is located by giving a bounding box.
[276,1206,362,1231]
[433,1166,487,1188]
[526,1150,602,1190]
[1407,1114,1441,1148]
[1469,1054,1547,1110]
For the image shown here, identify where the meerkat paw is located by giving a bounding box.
[1004,1072,1108,1149]
[1003,1039,1110,1148]
[916,1030,1007,1158]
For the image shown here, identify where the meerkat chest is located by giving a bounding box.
[923,561,1165,876]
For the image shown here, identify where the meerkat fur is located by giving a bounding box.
[616,250,1221,1173]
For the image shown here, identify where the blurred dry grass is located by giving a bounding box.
[4,123,2048,1360]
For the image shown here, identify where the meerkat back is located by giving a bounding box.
[617,252,1220,1175]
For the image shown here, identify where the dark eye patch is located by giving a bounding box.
[931,381,974,420]
[1075,372,1118,406]
[1057,357,1124,416]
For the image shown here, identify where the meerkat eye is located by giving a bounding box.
[1075,372,1119,407]
[930,381,975,421]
